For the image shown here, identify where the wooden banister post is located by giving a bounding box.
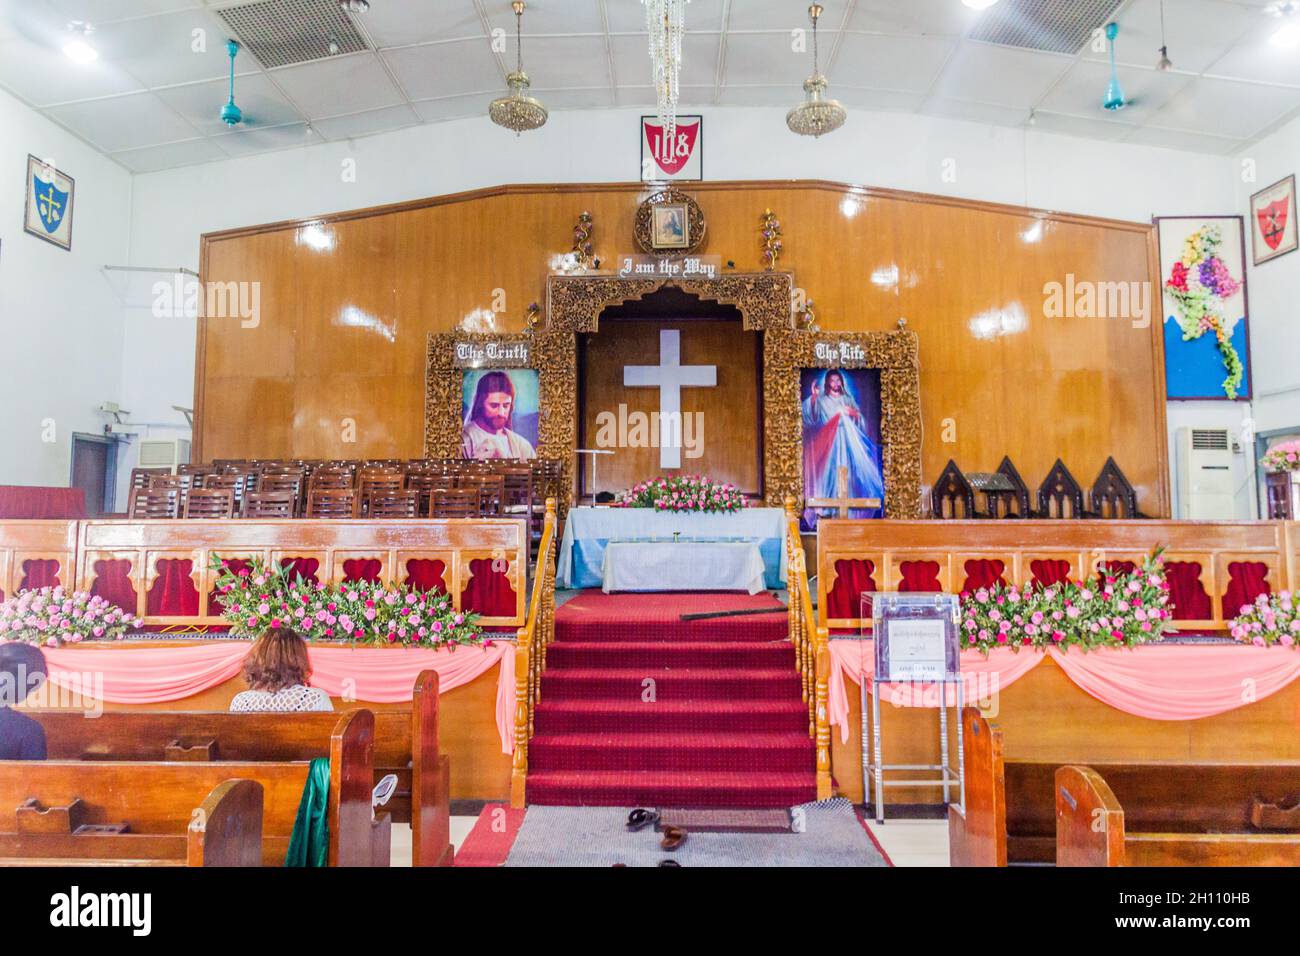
[510,629,530,809]
[814,624,833,800]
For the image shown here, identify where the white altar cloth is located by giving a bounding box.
[601,541,768,594]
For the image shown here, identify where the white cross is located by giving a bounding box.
[624,328,716,469]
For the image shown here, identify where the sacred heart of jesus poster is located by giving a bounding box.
[24,155,75,252]
[1250,174,1298,266]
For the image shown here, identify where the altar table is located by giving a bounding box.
[557,506,787,590]
[601,541,767,594]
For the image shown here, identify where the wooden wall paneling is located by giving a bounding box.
[196,180,1170,513]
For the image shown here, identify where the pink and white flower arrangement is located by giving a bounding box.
[1261,440,1300,474]
[615,475,747,514]
[1230,591,1299,648]
[0,586,140,647]
[209,557,485,649]
[958,550,1171,654]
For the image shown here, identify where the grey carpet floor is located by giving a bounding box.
[504,798,888,867]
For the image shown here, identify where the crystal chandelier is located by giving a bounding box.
[787,4,846,138]
[489,2,547,134]
[642,0,689,143]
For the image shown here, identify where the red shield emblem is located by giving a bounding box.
[1258,197,1290,251]
[644,119,700,176]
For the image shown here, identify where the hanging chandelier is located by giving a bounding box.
[489,2,547,134]
[642,0,689,143]
[787,4,845,138]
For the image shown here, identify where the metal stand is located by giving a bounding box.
[861,676,965,824]
[574,448,614,504]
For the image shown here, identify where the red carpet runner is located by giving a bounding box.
[526,591,818,808]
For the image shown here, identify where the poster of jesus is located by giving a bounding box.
[461,369,539,460]
[800,368,884,530]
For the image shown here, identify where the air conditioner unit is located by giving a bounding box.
[1174,427,1234,519]
[137,438,191,472]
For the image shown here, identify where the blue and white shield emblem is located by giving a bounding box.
[33,177,69,234]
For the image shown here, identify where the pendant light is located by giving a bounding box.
[489,2,548,135]
[221,40,243,126]
[1156,0,1173,70]
[787,4,846,137]
[1102,22,1125,112]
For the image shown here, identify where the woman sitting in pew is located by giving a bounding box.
[0,644,48,759]
[230,626,334,713]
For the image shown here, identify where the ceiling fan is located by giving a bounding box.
[220,39,250,127]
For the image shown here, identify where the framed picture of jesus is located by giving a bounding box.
[460,368,540,460]
[1250,174,1297,266]
[800,367,884,531]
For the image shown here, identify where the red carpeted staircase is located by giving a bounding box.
[526,591,818,808]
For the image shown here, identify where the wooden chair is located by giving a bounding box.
[128,487,180,519]
[310,469,355,492]
[257,472,304,516]
[1088,457,1146,519]
[1036,459,1085,519]
[306,489,357,519]
[500,466,534,519]
[405,473,443,516]
[930,460,977,519]
[130,467,172,491]
[365,490,420,518]
[995,456,1032,518]
[242,490,297,519]
[183,487,236,519]
[203,473,250,513]
[427,487,481,518]
[456,474,504,515]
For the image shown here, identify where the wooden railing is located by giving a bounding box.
[818,519,1292,633]
[784,499,832,800]
[511,498,558,808]
[0,520,78,600]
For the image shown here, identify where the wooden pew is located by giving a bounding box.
[1,709,389,867]
[31,672,449,866]
[950,708,1300,866]
[1056,765,1300,866]
[0,776,262,867]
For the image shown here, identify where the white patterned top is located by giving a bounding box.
[229,684,334,713]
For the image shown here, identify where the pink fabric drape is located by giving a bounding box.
[827,639,1300,742]
[41,641,515,753]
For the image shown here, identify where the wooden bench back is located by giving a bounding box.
[952,708,1300,866]
[1056,765,1300,866]
[0,709,383,867]
[30,672,447,866]
[818,519,1291,632]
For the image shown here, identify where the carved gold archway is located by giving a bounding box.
[426,271,922,518]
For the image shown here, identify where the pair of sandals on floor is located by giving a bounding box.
[626,808,686,854]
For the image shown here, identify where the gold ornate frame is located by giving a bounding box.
[425,274,922,518]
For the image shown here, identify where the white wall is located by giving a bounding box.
[0,86,133,492]
[114,107,1259,510]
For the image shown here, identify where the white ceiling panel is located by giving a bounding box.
[1155,75,1300,139]
[831,32,957,92]
[213,121,322,157]
[155,72,303,134]
[310,103,420,141]
[109,8,251,87]
[1037,59,1194,124]
[1081,0,1257,74]
[849,0,986,37]
[0,35,145,105]
[46,90,197,150]
[381,38,503,100]
[2,0,1300,170]
[611,31,721,88]
[109,135,220,172]
[270,51,404,118]
[725,31,837,87]
[524,35,612,87]
[352,0,484,48]
[929,41,1072,109]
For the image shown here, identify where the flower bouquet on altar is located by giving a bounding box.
[615,474,747,514]
[1231,592,1300,648]
[958,550,1172,654]
[1261,440,1300,474]
[208,556,486,649]
[0,586,140,647]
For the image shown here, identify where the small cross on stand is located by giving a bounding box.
[806,465,882,518]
